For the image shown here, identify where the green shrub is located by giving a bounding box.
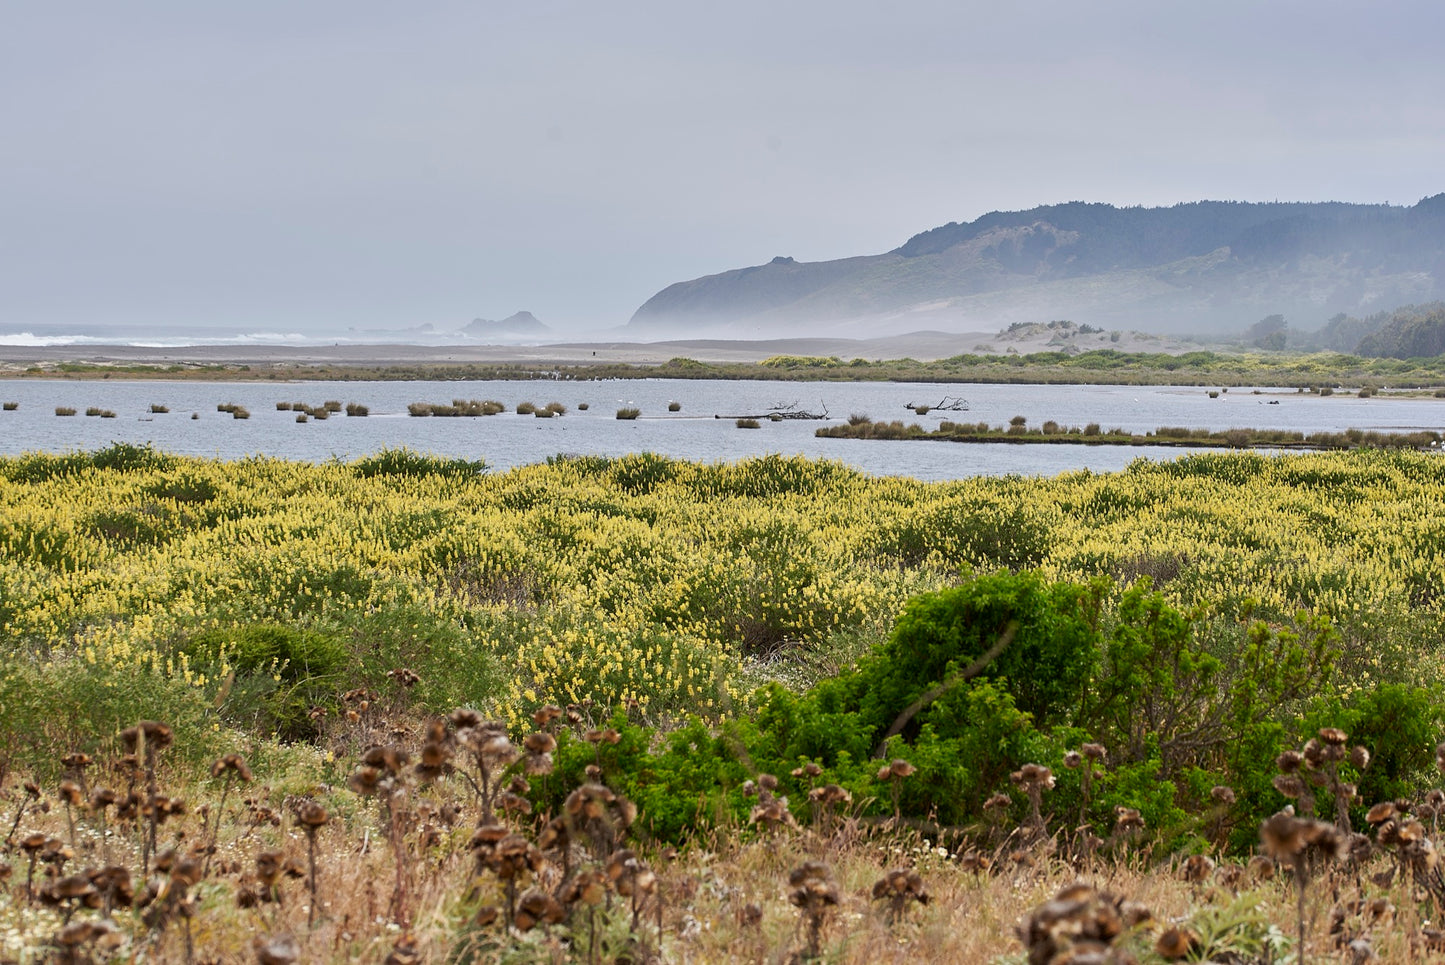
[350,448,487,480]
[182,623,349,740]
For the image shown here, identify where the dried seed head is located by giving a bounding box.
[1210,785,1236,805]
[1260,812,1306,859]
[524,732,557,755]
[58,782,84,807]
[514,889,565,931]
[1350,745,1371,770]
[889,759,916,779]
[532,704,562,729]
[211,753,254,783]
[984,792,1012,812]
[1080,743,1107,762]
[1273,774,1305,799]
[294,800,329,828]
[1063,750,1082,769]
[60,752,93,771]
[1156,926,1200,960]
[1114,807,1144,833]
[1247,854,1275,880]
[1276,750,1304,773]
[1302,739,1325,768]
[1319,727,1348,747]
[1182,854,1215,883]
[757,773,779,791]
[1366,801,1397,825]
[386,667,420,688]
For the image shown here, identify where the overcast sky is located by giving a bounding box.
[3,1,1443,335]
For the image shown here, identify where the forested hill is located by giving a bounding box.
[630,195,1445,339]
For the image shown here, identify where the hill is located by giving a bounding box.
[630,195,1445,339]
[460,310,551,340]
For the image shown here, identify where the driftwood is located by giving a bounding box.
[715,400,830,420]
[871,620,1019,759]
[907,396,970,412]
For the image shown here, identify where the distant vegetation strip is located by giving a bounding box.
[14,347,1445,387]
[817,416,1443,451]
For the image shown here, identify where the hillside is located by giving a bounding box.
[630,196,1445,339]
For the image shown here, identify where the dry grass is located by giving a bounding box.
[3,716,1444,964]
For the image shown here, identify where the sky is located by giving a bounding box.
[3,0,1444,336]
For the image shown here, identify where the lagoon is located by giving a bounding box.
[1,378,1441,480]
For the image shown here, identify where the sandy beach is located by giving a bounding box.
[0,331,1002,370]
[0,327,1199,373]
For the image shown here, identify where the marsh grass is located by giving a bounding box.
[2,402,18,411]
[55,407,77,416]
[617,407,641,420]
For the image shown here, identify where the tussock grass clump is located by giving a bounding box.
[617,407,641,420]
[736,418,761,429]
[295,412,308,423]
[668,401,682,412]
[2,401,17,411]
[55,407,77,416]
[85,407,105,416]
[149,404,169,413]
[323,400,342,413]
[545,402,567,416]
[577,402,590,411]
[345,402,368,417]
[516,401,538,415]
[276,401,292,411]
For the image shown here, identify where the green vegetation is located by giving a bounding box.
[1,446,1445,960]
[818,416,1443,450]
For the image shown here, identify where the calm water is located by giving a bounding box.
[1,379,1441,481]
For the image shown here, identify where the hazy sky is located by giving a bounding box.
[3,1,1443,335]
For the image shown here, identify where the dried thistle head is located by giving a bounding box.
[1365,801,1397,825]
[1276,750,1304,774]
[294,800,329,829]
[1350,745,1371,769]
[1260,812,1306,859]
[889,759,916,779]
[1273,774,1305,799]
[1114,807,1145,833]
[1181,854,1215,883]
[514,889,565,931]
[386,667,420,688]
[60,752,93,771]
[531,704,562,729]
[1211,785,1236,806]
[211,753,254,783]
[1080,743,1107,763]
[1062,750,1082,769]
[983,792,1012,813]
[1319,727,1348,747]
[58,781,84,807]
[120,721,173,754]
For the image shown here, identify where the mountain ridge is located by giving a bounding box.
[630,197,1445,338]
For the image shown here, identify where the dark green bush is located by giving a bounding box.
[182,623,349,740]
[350,448,487,480]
